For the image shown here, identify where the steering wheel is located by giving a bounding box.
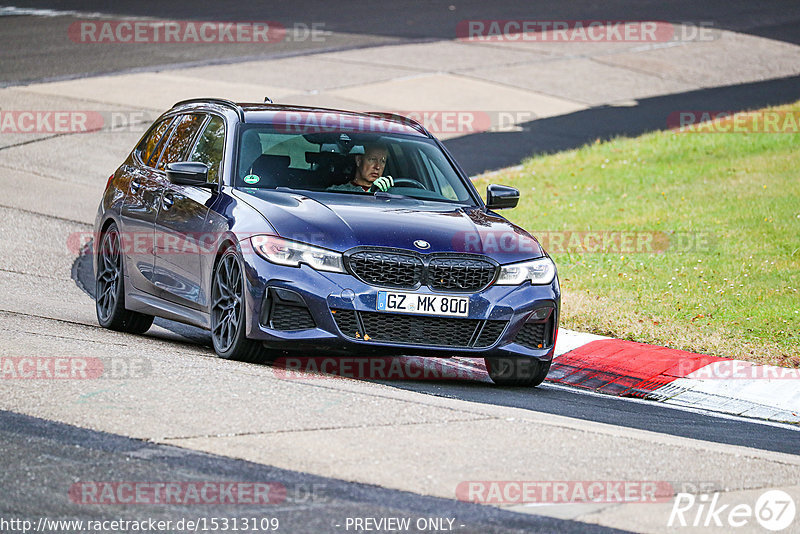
[391,177,426,189]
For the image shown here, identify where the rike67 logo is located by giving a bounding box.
[669,490,796,531]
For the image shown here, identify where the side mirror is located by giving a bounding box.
[166,162,214,190]
[486,184,519,210]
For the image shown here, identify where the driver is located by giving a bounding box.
[328,143,394,192]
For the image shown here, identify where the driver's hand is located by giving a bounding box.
[370,175,393,192]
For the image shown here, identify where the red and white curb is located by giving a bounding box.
[549,330,800,424]
[274,330,799,424]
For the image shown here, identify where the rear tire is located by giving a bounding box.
[211,247,267,363]
[485,356,551,387]
[95,223,154,334]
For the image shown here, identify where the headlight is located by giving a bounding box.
[251,235,345,273]
[496,257,556,285]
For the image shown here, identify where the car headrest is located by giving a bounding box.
[253,154,290,172]
[306,151,354,176]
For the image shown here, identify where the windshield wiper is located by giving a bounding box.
[373,191,409,200]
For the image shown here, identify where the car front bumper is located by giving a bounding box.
[240,251,560,361]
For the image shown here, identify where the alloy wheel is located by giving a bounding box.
[211,252,243,353]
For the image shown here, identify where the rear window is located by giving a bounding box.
[136,118,173,166]
[156,114,206,171]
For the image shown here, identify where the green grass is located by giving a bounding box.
[474,102,800,366]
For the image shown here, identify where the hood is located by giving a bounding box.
[234,189,544,264]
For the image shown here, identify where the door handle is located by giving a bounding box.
[162,193,174,209]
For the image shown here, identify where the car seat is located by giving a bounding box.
[250,154,291,187]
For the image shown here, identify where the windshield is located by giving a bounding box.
[235,126,478,205]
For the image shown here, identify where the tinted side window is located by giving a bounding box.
[189,116,225,184]
[156,114,206,171]
[136,118,172,166]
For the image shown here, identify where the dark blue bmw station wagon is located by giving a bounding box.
[94,99,559,386]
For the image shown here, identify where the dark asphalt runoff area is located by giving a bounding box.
[0,411,631,534]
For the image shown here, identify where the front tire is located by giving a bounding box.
[485,356,551,387]
[211,247,266,363]
[95,223,154,334]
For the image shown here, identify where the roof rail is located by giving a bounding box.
[363,111,430,137]
[172,98,245,121]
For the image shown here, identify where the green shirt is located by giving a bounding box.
[327,181,370,192]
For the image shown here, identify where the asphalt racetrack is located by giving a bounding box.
[1,2,799,533]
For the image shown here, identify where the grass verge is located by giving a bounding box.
[473,102,800,367]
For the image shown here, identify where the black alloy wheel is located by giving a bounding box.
[211,247,266,363]
[95,223,154,333]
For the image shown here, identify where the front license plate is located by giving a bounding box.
[376,291,469,317]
